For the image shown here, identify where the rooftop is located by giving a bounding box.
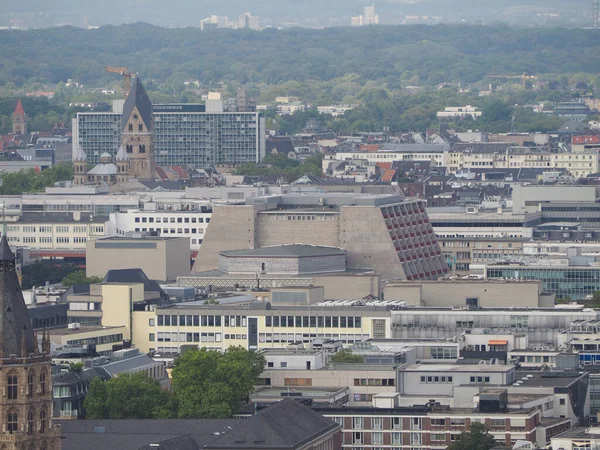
[48,326,124,336]
[509,370,585,388]
[400,363,514,373]
[220,244,346,259]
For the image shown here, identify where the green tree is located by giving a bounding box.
[448,422,496,450]
[61,270,102,287]
[171,347,265,419]
[21,260,82,289]
[69,362,84,373]
[589,291,600,308]
[0,165,73,195]
[330,348,364,364]
[84,373,171,419]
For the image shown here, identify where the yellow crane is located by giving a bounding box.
[487,72,537,89]
[105,66,135,98]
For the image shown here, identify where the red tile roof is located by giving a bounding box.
[381,169,397,183]
[573,135,600,145]
[360,144,380,152]
[376,162,392,171]
[13,99,25,117]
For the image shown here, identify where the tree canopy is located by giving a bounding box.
[0,165,73,195]
[61,270,103,287]
[235,153,323,182]
[84,373,172,419]
[330,348,364,364]
[21,260,82,289]
[171,347,266,418]
[448,422,497,450]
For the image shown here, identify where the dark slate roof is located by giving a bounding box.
[102,269,164,297]
[122,78,154,132]
[220,244,346,259]
[206,398,340,450]
[137,435,198,450]
[58,419,243,450]
[0,235,36,357]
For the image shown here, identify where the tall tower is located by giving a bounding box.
[12,99,27,136]
[0,236,61,449]
[73,146,87,186]
[115,145,130,184]
[121,78,155,181]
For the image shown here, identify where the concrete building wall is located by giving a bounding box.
[193,204,257,272]
[100,283,145,340]
[220,254,345,275]
[340,206,406,280]
[513,184,600,213]
[313,273,381,299]
[87,237,190,282]
[256,214,339,248]
[132,310,155,353]
[385,280,544,308]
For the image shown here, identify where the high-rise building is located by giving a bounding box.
[0,236,61,449]
[238,12,260,30]
[351,2,379,26]
[73,102,265,167]
[12,99,27,136]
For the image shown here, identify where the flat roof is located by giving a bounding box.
[401,363,513,373]
[220,244,346,258]
[510,370,585,388]
[552,427,600,439]
[48,326,125,336]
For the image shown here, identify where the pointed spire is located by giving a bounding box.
[0,235,15,262]
[74,145,87,162]
[13,99,25,117]
[116,145,129,162]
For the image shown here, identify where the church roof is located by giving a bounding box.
[88,163,117,176]
[0,235,36,357]
[116,145,129,161]
[14,99,25,117]
[122,78,154,132]
[74,145,87,161]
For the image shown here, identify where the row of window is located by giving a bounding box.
[265,315,362,328]
[354,378,395,387]
[156,314,231,327]
[7,225,92,233]
[8,236,87,244]
[259,333,370,344]
[134,216,209,223]
[419,375,454,384]
[134,227,204,235]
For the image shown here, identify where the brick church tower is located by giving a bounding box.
[12,99,27,136]
[121,78,155,181]
[0,236,61,450]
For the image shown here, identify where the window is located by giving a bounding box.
[431,419,446,426]
[27,408,34,435]
[7,411,17,433]
[391,432,402,445]
[372,432,383,445]
[139,144,146,153]
[27,370,34,398]
[559,398,566,405]
[40,408,47,433]
[40,371,47,395]
[372,417,383,430]
[352,417,364,430]
[431,433,446,442]
[149,318,155,327]
[352,432,363,444]
[410,433,422,445]
[490,419,505,428]
[392,417,402,429]
[149,333,155,342]
[7,374,17,400]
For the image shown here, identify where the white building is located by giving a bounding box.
[437,105,482,119]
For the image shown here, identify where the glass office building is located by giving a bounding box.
[74,104,265,166]
[485,265,600,300]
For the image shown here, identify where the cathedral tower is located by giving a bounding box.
[0,236,61,450]
[121,78,155,181]
[12,100,27,136]
[115,145,130,184]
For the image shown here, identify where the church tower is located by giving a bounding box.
[121,78,155,181]
[0,236,61,450]
[73,146,87,186]
[12,100,27,136]
[115,145,130,184]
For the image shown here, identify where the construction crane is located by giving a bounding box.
[487,73,537,89]
[105,66,135,98]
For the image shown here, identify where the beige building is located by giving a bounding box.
[48,325,128,355]
[384,279,554,308]
[86,236,190,281]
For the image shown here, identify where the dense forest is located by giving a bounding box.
[1,24,599,87]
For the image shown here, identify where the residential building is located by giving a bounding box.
[86,236,190,282]
[0,236,62,449]
[74,101,266,167]
[192,193,447,281]
[437,105,482,119]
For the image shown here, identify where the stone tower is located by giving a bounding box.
[115,145,130,184]
[73,146,87,186]
[121,78,155,181]
[12,100,26,136]
[0,236,61,450]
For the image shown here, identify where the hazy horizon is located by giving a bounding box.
[0,0,595,29]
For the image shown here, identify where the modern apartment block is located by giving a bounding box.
[193,193,447,281]
[73,103,266,166]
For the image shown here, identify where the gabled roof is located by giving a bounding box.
[14,99,25,116]
[116,145,129,161]
[73,145,87,162]
[122,78,154,132]
[206,398,339,450]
